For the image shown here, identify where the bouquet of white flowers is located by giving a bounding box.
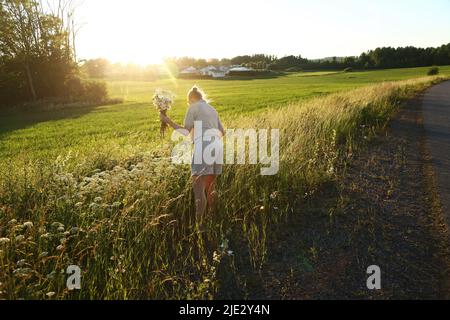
[152,89,174,138]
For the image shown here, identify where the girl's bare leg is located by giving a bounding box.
[205,175,217,213]
[192,176,207,226]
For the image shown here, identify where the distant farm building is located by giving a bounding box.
[227,66,264,77]
[180,66,199,75]
[199,66,216,75]
[200,66,228,78]
[229,66,253,72]
[179,65,256,79]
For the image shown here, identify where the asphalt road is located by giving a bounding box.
[422,81,450,220]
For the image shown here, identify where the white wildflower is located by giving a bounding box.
[328,165,335,174]
[89,203,100,210]
[17,259,26,267]
[51,222,64,229]
[23,221,33,229]
[94,197,102,203]
[74,202,83,208]
[0,238,11,245]
[111,202,121,209]
[40,233,51,240]
[270,191,279,200]
[153,89,174,112]
[13,268,32,276]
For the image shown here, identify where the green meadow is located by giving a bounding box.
[2,66,450,166]
[0,66,449,299]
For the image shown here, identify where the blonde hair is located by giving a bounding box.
[188,86,206,104]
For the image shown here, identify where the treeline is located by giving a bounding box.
[81,44,450,82]
[358,45,450,69]
[81,59,160,81]
[165,54,307,71]
[167,44,450,72]
[0,0,108,107]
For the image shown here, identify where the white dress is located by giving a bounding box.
[184,100,224,176]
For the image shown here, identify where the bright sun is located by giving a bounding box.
[76,0,270,65]
[77,0,225,65]
[77,1,174,65]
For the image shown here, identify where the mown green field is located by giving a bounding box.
[1,66,450,166]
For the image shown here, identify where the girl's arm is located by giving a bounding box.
[218,118,225,137]
[160,113,191,136]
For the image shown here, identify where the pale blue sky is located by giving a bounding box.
[76,0,450,64]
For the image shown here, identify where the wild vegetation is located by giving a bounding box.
[428,67,440,76]
[0,0,108,107]
[2,0,450,302]
[0,71,447,299]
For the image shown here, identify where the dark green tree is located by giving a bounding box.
[0,0,83,105]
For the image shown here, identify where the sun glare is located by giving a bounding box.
[77,0,284,65]
[77,0,230,65]
[76,0,450,65]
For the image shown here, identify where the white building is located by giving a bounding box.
[179,65,250,78]
[200,65,228,78]
[210,70,227,78]
[229,66,253,72]
[199,66,216,75]
[180,66,199,75]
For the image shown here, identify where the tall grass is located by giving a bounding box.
[0,76,446,299]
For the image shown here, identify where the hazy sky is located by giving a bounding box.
[76,0,450,64]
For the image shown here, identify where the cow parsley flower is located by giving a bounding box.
[40,233,51,240]
[17,259,26,267]
[94,197,102,203]
[0,238,11,245]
